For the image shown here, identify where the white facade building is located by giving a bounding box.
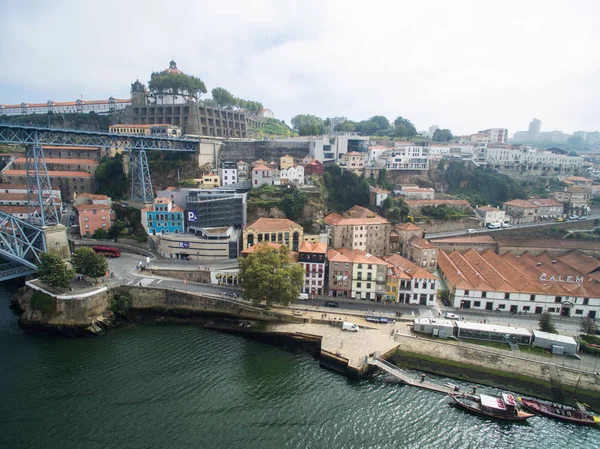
[218,162,238,186]
[479,146,584,175]
[279,165,305,185]
[0,98,130,116]
[480,128,508,144]
[373,146,429,171]
[251,164,274,188]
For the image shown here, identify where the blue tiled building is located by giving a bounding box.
[142,198,184,235]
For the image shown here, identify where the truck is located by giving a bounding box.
[342,322,359,332]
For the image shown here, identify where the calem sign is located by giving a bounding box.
[539,273,584,284]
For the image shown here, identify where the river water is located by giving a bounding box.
[0,286,597,449]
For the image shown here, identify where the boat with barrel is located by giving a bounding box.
[517,397,600,426]
[450,392,535,421]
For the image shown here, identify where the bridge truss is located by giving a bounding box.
[0,123,199,280]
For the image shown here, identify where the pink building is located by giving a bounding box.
[75,203,114,237]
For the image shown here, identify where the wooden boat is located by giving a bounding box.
[518,397,600,426]
[450,392,535,421]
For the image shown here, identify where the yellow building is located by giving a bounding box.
[243,218,304,252]
[339,151,365,176]
[199,174,221,189]
[280,154,294,170]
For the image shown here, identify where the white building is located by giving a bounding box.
[373,146,429,171]
[366,145,390,165]
[475,206,506,226]
[383,253,438,306]
[480,146,584,175]
[394,185,435,200]
[218,162,238,186]
[280,165,305,185]
[438,249,600,319]
[0,98,130,116]
[480,128,508,144]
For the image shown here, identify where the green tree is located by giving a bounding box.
[381,197,409,224]
[239,244,304,306]
[211,87,237,108]
[93,228,108,239]
[72,247,108,282]
[335,120,357,132]
[393,116,417,138]
[37,252,75,289]
[282,188,308,221]
[291,114,326,136]
[539,312,558,334]
[433,128,453,142]
[95,154,127,199]
[580,316,598,335]
[109,220,126,242]
[148,73,207,101]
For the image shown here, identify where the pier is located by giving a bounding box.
[368,355,466,396]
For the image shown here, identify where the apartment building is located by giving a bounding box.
[480,128,508,144]
[2,169,94,201]
[476,206,506,226]
[75,203,114,237]
[299,242,327,296]
[336,248,387,301]
[218,161,238,186]
[141,198,184,236]
[372,146,429,171]
[243,218,304,252]
[479,146,584,176]
[553,187,591,216]
[327,248,353,298]
[252,164,274,188]
[338,151,365,175]
[383,254,438,305]
[324,205,391,257]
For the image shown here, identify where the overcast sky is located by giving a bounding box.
[1,0,599,135]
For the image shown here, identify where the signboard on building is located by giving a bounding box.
[539,273,584,284]
[187,210,198,223]
[179,242,191,248]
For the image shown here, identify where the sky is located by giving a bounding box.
[1,0,599,136]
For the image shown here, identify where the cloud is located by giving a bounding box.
[1,0,599,134]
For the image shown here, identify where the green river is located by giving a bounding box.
[0,286,597,449]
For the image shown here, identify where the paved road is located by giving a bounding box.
[426,213,600,239]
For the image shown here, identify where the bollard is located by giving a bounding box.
[472,386,477,394]
[421,374,425,382]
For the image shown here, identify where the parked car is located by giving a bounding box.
[578,216,587,220]
[487,222,502,229]
[444,312,460,320]
[325,301,340,308]
[569,215,579,220]
[501,222,512,228]
[556,217,564,222]
[467,229,476,234]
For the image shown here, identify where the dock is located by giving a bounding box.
[368,356,467,396]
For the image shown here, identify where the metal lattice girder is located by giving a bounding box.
[130,149,154,202]
[26,136,60,226]
[0,262,36,281]
[0,211,46,270]
[0,123,198,151]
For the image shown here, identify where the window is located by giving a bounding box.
[93,209,97,215]
[584,298,589,305]
[554,296,562,303]
[575,309,583,315]
[498,304,505,310]
[464,290,470,296]
[474,301,481,307]
[530,294,535,301]
[357,282,362,288]
[367,283,371,289]
[482,292,487,298]
[504,293,510,299]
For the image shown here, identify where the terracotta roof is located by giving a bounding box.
[171,206,184,212]
[0,205,34,214]
[476,206,500,212]
[0,184,29,190]
[565,176,592,182]
[77,193,109,200]
[370,186,391,194]
[166,186,177,191]
[14,157,98,165]
[406,199,471,207]
[368,145,389,150]
[0,193,29,201]
[556,251,600,275]
[252,164,273,171]
[345,205,377,219]
[395,222,423,231]
[503,199,537,208]
[408,236,437,249]
[4,170,93,178]
[245,217,301,232]
[383,254,438,280]
[528,198,563,207]
[343,151,365,157]
[336,248,387,266]
[154,198,171,204]
[327,248,353,263]
[298,242,327,254]
[75,203,112,211]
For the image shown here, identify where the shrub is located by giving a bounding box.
[30,291,56,316]
[111,291,132,318]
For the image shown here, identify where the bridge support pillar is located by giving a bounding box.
[43,225,70,260]
[130,149,154,205]
[26,136,60,226]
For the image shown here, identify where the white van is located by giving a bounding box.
[487,222,502,229]
[297,292,309,301]
[342,322,359,332]
[467,229,475,234]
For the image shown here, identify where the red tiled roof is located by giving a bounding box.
[299,241,327,254]
[395,222,423,231]
[4,170,93,178]
[245,217,301,232]
[75,204,112,211]
[13,157,98,165]
[503,199,537,208]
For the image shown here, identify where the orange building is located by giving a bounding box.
[75,203,114,237]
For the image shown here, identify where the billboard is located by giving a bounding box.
[187,210,198,223]
[179,242,190,248]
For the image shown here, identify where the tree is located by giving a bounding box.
[580,316,598,335]
[211,87,236,108]
[334,120,357,132]
[37,252,75,289]
[92,228,108,239]
[148,73,207,101]
[539,311,558,334]
[95,154,127,199]
[109,220,126,242]
[282,188,308,221]
[393,116,417,138]
[71,247,108,282]
[239,244,304,306]
[291,114,326,136]
[433,128,453,142]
